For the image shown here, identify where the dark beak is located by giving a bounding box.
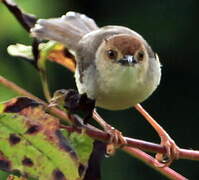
[118,55,138,66]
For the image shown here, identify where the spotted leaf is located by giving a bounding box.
[0,97,84,180]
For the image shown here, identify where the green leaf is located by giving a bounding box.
[0,97,84,180]
[69,132,93,165]
[7,41,57,62]
[7,41,76,72]
[7,44,33,60]
[37,41,58,69]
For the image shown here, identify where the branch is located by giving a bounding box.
[0,75,194,179]
[0,75,72,124]
[60,124,199,161]
[0,75,198,159]
[123,147,188,180]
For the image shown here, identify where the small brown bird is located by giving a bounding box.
[31,12,178,164]
[31,12,161,110]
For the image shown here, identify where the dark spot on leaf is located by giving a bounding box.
[12,169,21,175]
[9,134,21,145]
[53,169,66,180]
[22,157,34,167]
[78,163,86,177]
[55,130,77,160]
[26,125,40,134]
[4,97,40,113]
[0,160,11,171]
[0,151,4,157]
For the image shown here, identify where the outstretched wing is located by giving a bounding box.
[31,11,99,51]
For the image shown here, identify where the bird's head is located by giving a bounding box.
[95,34,154,79]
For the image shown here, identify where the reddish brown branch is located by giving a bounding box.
[123,147,188,180]
[1,75,199,161]
[62,124,188,179]
[0,76,72,124]
[0,75,195,179]
[60,124,199,161]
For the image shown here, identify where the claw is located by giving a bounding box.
[105,124,127,155]
[155,136,180,167]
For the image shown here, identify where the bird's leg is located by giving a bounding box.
[73,94,127,154]
[93,110,127,155]
[63,90,127,150]
[134,104,180,167]
[72,94,127,154]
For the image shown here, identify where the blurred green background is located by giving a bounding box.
[0,0,199,179]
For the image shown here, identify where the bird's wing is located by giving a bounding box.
[31,11,99,51]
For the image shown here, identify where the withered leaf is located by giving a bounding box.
[0,97,81,180]
[7,42,76,72]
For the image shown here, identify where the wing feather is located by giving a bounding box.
[31,11,99,50]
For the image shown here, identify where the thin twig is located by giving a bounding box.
[0,75,71,124]
[123,147,188,180]
[0,75,194,179]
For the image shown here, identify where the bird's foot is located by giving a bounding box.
[104,124,127,155]
[155,135,180,167]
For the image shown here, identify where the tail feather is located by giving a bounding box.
[31,11,99,50]
[62,12,98,33]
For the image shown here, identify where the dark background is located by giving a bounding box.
[0,0,199,179]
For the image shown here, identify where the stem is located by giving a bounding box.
[0,76,41,103]
[36,41,58,102]
[123,147,188,180]
[39,70,51,102]
[0,75,71,124]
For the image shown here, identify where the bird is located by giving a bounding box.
[31,11,178,165]
[31,11,161,110]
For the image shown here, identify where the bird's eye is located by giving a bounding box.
[137,51,144,61]
[106,50,118,59]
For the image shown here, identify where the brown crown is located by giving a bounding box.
[107,34,142,56]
